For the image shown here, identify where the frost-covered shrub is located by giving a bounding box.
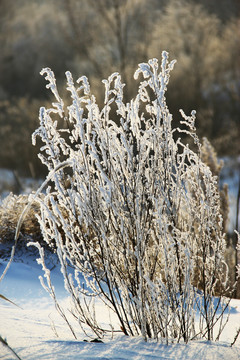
[31,51,236,343]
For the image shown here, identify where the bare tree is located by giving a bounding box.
[57,0,156,99]
[149,0,240,154]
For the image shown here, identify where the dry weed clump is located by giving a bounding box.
[200,137,229,233]
[0,193,42,245]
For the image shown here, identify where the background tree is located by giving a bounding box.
[56,0,156,100]
[149,0,239,154]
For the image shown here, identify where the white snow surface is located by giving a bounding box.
[0,251,240,360]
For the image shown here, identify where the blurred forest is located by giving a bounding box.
[0,0,239,177]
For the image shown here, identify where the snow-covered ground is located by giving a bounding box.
[0,249,240,360]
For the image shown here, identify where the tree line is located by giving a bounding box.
[0,0,239,176]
